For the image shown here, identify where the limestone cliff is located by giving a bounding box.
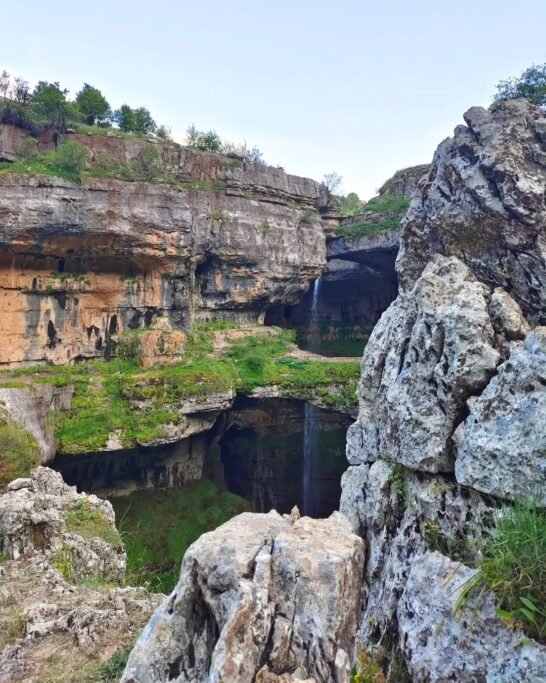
[0,134,332,367]
[341,99,546,681]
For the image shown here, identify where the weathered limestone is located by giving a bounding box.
[398,100,546,323]
[398,553,546,682]
[348,255,499,473]
[0,467,124,583]
[0,141,330,366]
[454,327,546,503]
[121,511,364,683]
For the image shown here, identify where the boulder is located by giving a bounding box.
[121,511,364,683]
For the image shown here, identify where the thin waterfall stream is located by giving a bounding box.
[303,276,322,516]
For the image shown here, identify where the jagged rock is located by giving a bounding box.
[454,327,546,503]
[0,466,124,583]
[398,100,546,323]
[489,288,530,342]
[347,254,499,472]
[340,460,493,648]
[121,511,364,683]
[0,557,162,682]
[398,552,546,682]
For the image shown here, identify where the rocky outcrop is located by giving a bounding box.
[121,510,364,683]
[0,134,332,367]
[0,466,124,582]
[341,100,546,680]
[398,100,546,323]
[378,164,430,198]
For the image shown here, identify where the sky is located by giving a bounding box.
[3,0,546,198]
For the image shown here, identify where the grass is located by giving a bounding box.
[336,218,401,240]
[112,478,250,592]
[0,419,41,489]
[0,325,359,454]
[456,501,546,641]
[0,612,26,651]
[65,496,122,548]
[95,643,134,682]
[362,195,410,214]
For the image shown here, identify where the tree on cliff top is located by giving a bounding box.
[494,63,546,107]
[32,81,77,131]
[114,104,157,135]
[75,84,111,125]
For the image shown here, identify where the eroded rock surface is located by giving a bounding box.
[398,100,546,322]
[0,142,331,367]
[0,466,124,582]
[398,553,546,682]
[122,511,364,683]
[348,255,499,472]
[454,327,546,503]
[341,99,546,681]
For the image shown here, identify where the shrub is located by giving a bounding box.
[457,501,546,641]
[56,142,88,180]
[494,63,546,107]
[96,643,134,682]
[0,419,41,489]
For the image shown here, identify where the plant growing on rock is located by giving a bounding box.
[457,500,546,641]
[494,62,546,107]
[0,418,41,489]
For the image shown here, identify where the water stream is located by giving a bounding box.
[303,276,322,516]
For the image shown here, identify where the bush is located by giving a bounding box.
[56,142,88,179]
[494,63,546,107]
[457,501,546,641]
[0,419,41,489]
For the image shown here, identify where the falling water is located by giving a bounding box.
[303,276,321,516]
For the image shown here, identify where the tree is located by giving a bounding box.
[32,81,74,131]
[114,104,136,132]
[133,107,156,135]
[340,192,364,216]
[494,63,546,107]
[186,125,222,152]
[322,171,342,194]
[76,84,110,125]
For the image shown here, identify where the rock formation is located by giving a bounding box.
[0,467,162,681]
[0,135,332,367]
[121,511,364,683]
[341,99,546,680]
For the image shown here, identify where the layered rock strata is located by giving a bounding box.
[0,135,332,367]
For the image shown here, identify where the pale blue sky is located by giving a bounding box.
[3,0,546,197]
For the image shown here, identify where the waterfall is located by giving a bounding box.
[303,276,321,516]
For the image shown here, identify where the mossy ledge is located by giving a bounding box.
[0,325,360,455]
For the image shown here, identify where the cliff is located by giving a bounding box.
[341,99,546,680]
[0,133,333,367]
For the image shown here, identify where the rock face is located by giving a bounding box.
[341,100,546,681]
[398,553,546,682]
[121,510,364,683]
[0,466,124,582]
[398,100,546,323]
[0,135,332,367]
[454,326,546,503]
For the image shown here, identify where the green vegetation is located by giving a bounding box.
[352,646,387,683]
[457,501,546,641]
[96,643,134,682]
[0,325,359,455]
[0,70,166,137]
[494,62,546,107]
[65,496,122,547]
[336,218,401,240]
[361,195,410,214]
[0,612,26,651]
[186,124,265,163]
[0,418,41,489]
[113,479,250,592]
[0,142,89,183]
[340,191,365,216]
[423,520,475,564]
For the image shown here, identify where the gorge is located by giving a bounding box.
[0,97,545,683]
